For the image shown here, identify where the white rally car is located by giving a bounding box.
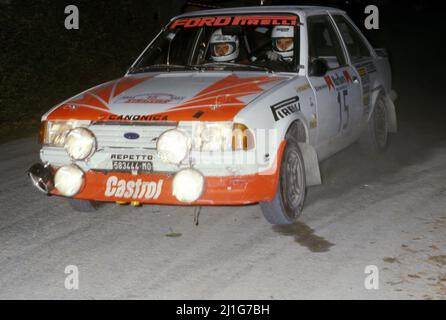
[28,6,397,225]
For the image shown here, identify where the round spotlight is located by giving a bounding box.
[156,129,190,164]
[172,168,205,203]
[54,165,85,197]
[64,127,96,160]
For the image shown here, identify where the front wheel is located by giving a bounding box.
[260,138,306,225]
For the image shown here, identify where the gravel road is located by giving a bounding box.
[0,115,445,299]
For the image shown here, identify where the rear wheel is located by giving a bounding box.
[359,95,389,154]
[69,198,100,212]
[260,137,306,225]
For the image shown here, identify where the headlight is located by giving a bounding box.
[194,122,232,152]
[39,121,78,146]
[232,123,254,151]
[64,127,96,160]
[157,129,190,164]
[172,168,205,203]
[54,165,85,197]
[191,122,254,151]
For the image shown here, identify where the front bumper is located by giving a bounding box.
[59,170,279,205]
[32,141,285,205]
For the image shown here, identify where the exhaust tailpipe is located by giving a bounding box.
[27,163,54,194]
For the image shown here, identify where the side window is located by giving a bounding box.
[333,15,372,61]
[307,15,346,70]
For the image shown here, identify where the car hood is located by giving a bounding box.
[45,72,291,122]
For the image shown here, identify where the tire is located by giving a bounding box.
[359,94,389,154]
[69,198,100,212]
[260,136,306,225]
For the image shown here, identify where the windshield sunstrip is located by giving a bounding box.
[170,15,298,29]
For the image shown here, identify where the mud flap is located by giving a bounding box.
[298,142,321,186]
[384,92,398,133]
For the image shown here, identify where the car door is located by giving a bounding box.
[306,14,361,159]
[331,14,377,139]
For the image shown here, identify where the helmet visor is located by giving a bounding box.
[273,38,294,52]
[211,42,236,57]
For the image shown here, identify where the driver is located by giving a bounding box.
[209,29,239,62]
[267,26,294,62]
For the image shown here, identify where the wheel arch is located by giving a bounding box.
[282,118,322,186]
[369,87,397,133]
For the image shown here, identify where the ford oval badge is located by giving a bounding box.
[124,132,140,140]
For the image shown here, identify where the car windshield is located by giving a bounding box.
[129,14,300,74]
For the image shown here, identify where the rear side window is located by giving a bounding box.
[332,15,372,61]
[307,15,346,69]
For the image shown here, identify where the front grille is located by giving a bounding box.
[90,122,177,149]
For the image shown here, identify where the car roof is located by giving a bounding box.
[173,5,345,20]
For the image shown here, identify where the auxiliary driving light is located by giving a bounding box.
[64,127,96,160]
[172,168,205,203]
[54,165,85,197]
[156,129,190,164]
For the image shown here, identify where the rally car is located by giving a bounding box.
[28,6,397,225]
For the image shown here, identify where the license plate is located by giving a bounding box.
[112,161,153,173]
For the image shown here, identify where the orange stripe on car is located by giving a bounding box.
[112,75,153,98]
[47,75,154,120]
[47,105,114,121]
[47,74,284,122]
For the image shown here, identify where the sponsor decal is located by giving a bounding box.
[324,76,335,91]
[354,63,373,111]
[123,132,140,140]
[116,93,184,104]
[111,154,153,161]
[170,15,298,29]
[170,75,284,111]
[324,71,353,91]
[104,176,163,200]
[270,96,300,121]
[363,95,370,110]
[310,113,318,129]
[343,70,353,83]
[212,34,234,42]
[360,71,370,108]
[108,114,169,121]
[314,84,328,92]
[357,67,367,77]
[296,83,311,92]
[356,61,377,74]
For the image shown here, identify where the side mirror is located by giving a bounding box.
[309,58,328,77]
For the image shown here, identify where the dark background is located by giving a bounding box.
[1,0,445,142]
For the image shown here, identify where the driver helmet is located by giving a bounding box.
[210,28,239,62]
[271,26,294,61]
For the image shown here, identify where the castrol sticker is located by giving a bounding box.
[104,176,163,200]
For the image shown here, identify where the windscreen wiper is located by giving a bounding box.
[196,62,273,73]
[129,64,199,73]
